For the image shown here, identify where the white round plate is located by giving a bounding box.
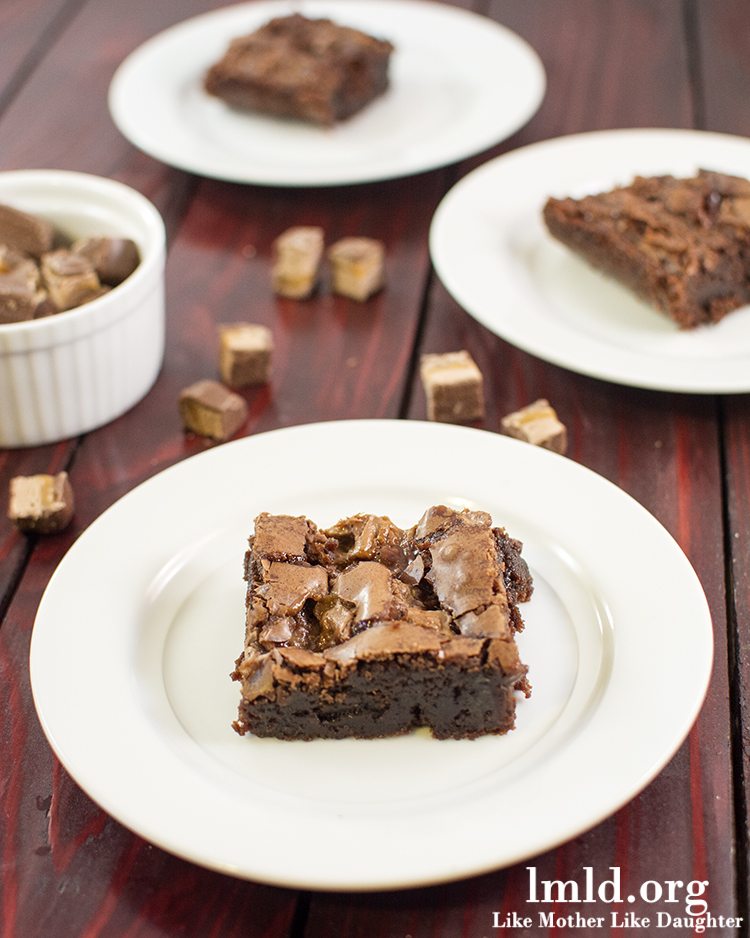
[431,128,750,393]
[108,0,545,187]
[30,420,712,890]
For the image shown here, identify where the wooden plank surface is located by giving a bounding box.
[696,0,750,923]
[0,0,746,935]
[0,0,78,110]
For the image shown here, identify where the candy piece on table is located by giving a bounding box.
[41,250,101,311]
[219,323,273,388]
[179,379,248,441]
[501,399,567,454]
[328,237,385,301]
[271,226,324,299]
[419,350,485,424]
[8,472,75,534]
[0,203,54,257]
[71,236,139,286]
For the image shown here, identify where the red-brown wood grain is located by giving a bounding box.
[696,0,750,921]
[0,0,76,108]
[0,0,747,935]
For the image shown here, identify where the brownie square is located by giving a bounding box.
[232,506,533,740]
[543,170,750,328]
[204,14,393,126]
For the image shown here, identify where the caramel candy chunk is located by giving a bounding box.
[41,250,101,311]
[0,244,40,289]
[0,204,54,257]
[0,277,46,324]
[501,398,567,454]
[218,323,273,388]
[8,472,74,534]
[179,379,248,441]
[272,226,324,299]
[328,237,385,301]
[419,350,485,423]
[33,293,59,319]
[71,237,139,286]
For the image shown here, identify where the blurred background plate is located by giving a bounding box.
[108,0,546,186]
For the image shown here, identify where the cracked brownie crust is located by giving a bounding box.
[204,14,393,126]
[543,170,750,328]
[233,506,533,740]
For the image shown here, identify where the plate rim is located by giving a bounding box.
[107,0,546,187]
[29,419,714,889]
[430,126,750,394]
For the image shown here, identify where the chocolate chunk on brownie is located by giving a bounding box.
[204,14,393,126]
[543,170,750,328]
[233,506,533,740]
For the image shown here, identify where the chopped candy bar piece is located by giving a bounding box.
[328,237,385,301]
[419,350,485,423]
[501,399,568,454]
[219,323,273,388]
[271,226,323,299]
[0,203,54,257]
[0,276,47,324]
[8,472,75,534]
[71,237,139,286]
[41,250,101,311]
[0,244,40,290]
[179,379,248,441]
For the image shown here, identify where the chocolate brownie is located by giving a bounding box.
[204,14,393,126]
[232,506,533,740]
[543,170,750,328]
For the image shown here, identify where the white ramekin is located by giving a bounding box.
[0,170,166,448]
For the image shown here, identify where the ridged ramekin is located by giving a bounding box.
[0,170,166,448]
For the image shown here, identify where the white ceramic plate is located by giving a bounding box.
[30,420,712,889]
[108,0,545,186]
[431,128,750,393]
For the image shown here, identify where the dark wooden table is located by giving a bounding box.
[1,1,749,935]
